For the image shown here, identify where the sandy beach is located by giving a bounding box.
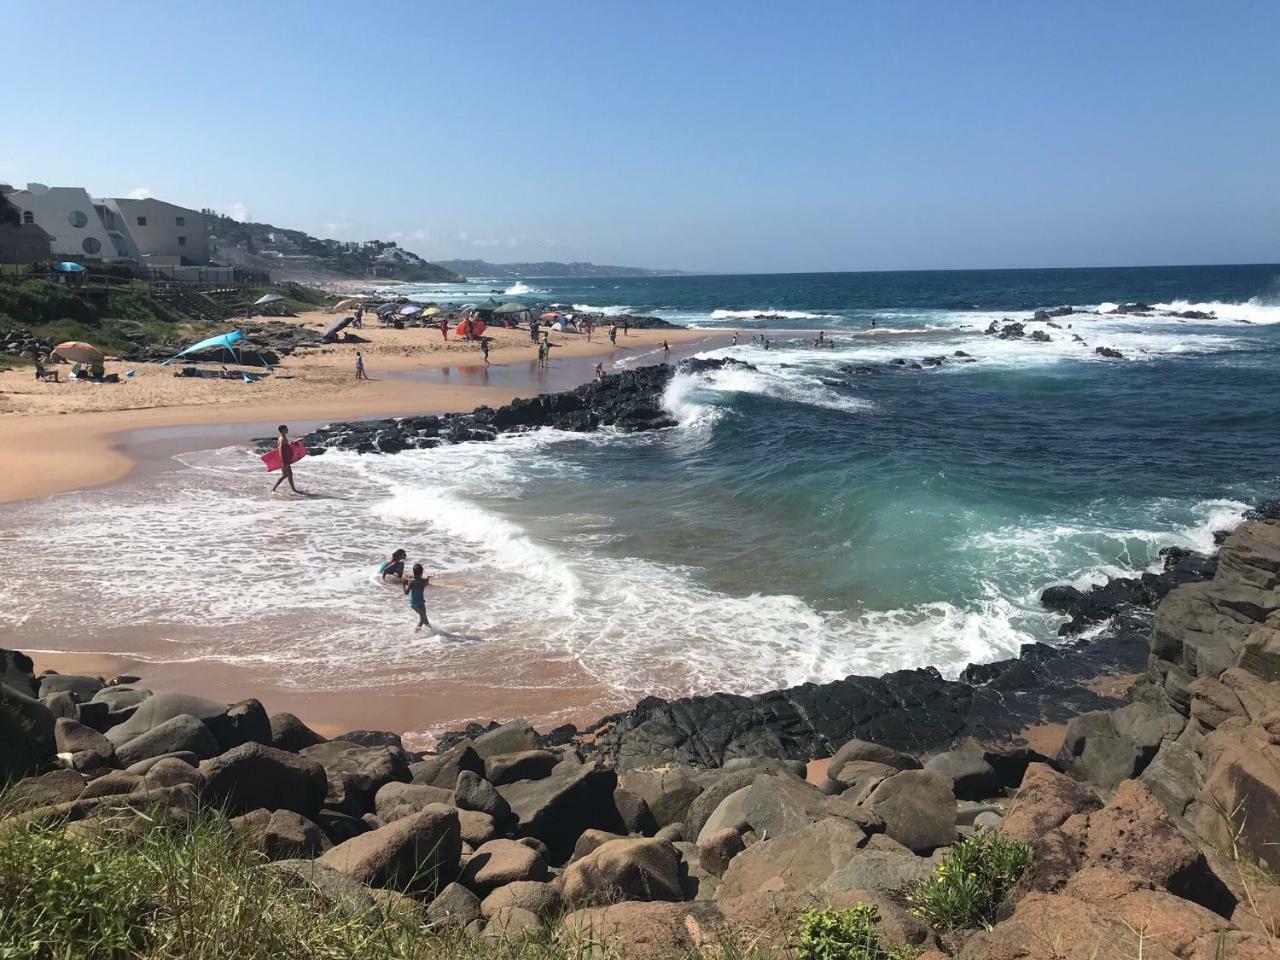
[0,311,713,504]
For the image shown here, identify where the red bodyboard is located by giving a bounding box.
[261,441,308,472]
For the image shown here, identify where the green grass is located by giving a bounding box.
[908,829,1031,932]
[795,905,919,960]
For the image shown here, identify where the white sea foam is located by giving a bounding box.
[1151,298,1280,325]
[570,303,632,315]
[503,281,549,296]
[708,308,843,321]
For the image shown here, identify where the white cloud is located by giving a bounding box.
[126,186,154,200]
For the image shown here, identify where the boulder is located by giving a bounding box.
[561,837,684,907]
[319,804,461,895]
[410,741,484,789]
[115,714,219,767]
[827,759,897,802]
[457,809,497,847]
[717,817,866,897]
[459,838,548,892]
[207,698,272,752]
[231,808,331,859]
[484,749,559,785]
[39,674,105,703]
[53,717,114,771]
[473,719,539,759]
[300,740,410,815]
[481,906,541,941]
[200,742,327,817]
[740,773,881,840]
[621,767,704,828]
[315,809,368,845]
[9,769,88,807]
[334,729,404,751]
[1061,703,1185,790]
[374,781,455,822]
[1001,762,1100,843]
[685,769,769,840]
[90,687,151,727]
[41,691,79,721]
[613,786,658,835]
[454,769,511,822]
[104,692,229,746]
[80,771,144,799]
[1195,735,1280,873]
[496,758,622,862]
[697,827,745,877]
[0,680,56,780]
[865,769,956,852]
[924,748,1002,800]
[570,829,626,864]
[0,649,38,696]
[480,880,562,919]
[268,712,327,752]
[142,757,206,792]
[828,738,921,780]
[426,882,482,928]
[124,752,199,775]
[695,786,752,845]
[818,850,935,898]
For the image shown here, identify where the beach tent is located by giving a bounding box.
[51,341,103,364]
[253,294,286,307]
[52,261,87,274]
[321,316,353,342]
[161,330,245,365]
[329,297,364,313]
[551,321,566,332]
[399,304,423,316]
[473,298,502,314]
[455,318,487,338]
[495,302,530,315]
[376,302,400,317]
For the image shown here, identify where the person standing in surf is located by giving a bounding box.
[380,548,408,581]
[609,323,618,346]
[481,337,491,365]
[403,564,432,631]
[271,424,299,494]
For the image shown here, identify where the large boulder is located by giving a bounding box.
[621,767,704,828]
[90,688,152,728]
[426,882,481,928]
[454,769,511,822]
[828,738,921,779]
[924,748,1002,801]
[480,880,562,920]
[1195,733,1280,874]
[865,769,956,852]
[208,699,272,752]
[496,758,622,862]
[1061,702,1186,790]
[460,838,548,892]
[268,712,326,751]
[374,781,455,822]
[104,692,229,746]
[8,769,88,808]
[1001,762,1101,843]
[319,804,461,895]
[473,719,540,759]
[697,827,746,877]
[231,808,331,859]
[485,749,559,785]
[0,649,38,696]
[561,837,684,907]
[200,742,327,817]
[38,673,105,703]
[0,679,55,780]
[142,756,205,792]
[740,773,881,839]
[410,741,484,789]
[115,714,220,767]
[717,817,866,898]
[300,740,410,815]
[53,717,114,771]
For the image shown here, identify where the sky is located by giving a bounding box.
[6,1,1278,274]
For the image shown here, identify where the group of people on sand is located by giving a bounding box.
[379,548,434,631]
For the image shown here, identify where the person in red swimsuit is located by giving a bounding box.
[271,424,299,494]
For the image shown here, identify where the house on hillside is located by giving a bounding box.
[0,186,52,263]
[3,183,124,261]
[99,197,209,265]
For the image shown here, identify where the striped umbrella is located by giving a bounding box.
[51,341,104,365]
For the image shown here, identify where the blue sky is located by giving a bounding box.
[6,1,1278,273]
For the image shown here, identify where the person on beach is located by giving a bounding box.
[355,352,368,380]
[354,305,364,327]
[440,318,449,340]
[732,331,739,346]
[594,361,605,383]
[609,323,618,345]
[536,340,546,367]
[585,318,593,341]
[662,339,670,356]
[380,549,408,581]
[481,338,491,365]
[271,424,299,494]
[763,337,771,350]
[870,318,877,329]
[403,564,432,631]
[623,318,630,337]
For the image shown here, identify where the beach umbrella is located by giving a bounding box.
[52,261,87,274]
[455,318,487,338]
[321,316,353,342]
[494,302,530,315]
[161,330,245,365]
[421,306,443,317]
[540,311,561,322]
[399,304,423,316]
[376,302,399,317]
[329,297,364,313]
[253,293,286,306]
[52,341,103,364]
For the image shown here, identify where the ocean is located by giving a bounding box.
[3,264,1279,736]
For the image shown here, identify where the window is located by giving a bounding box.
[82,237,102,255]
[136,216,147,226]
[178,236,187,247]
[68,210,89,228]
[176,216,185,226]
[22,211,33,224]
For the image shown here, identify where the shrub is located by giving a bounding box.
[794,904,919,960]
[908,828,1031,931]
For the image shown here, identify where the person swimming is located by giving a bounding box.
[403,563,432,631]
[379,549,408,581]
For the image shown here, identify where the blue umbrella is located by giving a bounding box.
[52,262,86,273]
[161,330,246,365]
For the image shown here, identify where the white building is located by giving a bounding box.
[100,197,209,265]
[5,183,128,260]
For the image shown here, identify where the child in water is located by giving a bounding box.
[403,563,432,631]
[379,548,407,581]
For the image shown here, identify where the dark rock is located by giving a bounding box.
[923,749,1002,800]
[454,769,511,822]
[374,781,455,822]
[104,692,229,747]
[427,882,482,928]
[115,714,220,768]
[485,749,560,785]
[300,740,411,816]
[0,679,55,780]
[410,741,484,789]
[334,729,405,752]
[865,770,956,852]
[318,804,461,895]
[561,837,684,907]
[496,758,623,863]
[231,808,331,859]
[39,673,105,703]
[613,786,658,835]
[621,767,704,828]
[269,712,327,752]
[200,742,328,817]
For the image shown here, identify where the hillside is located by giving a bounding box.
[435,259,685,280]
[205,213,462,284]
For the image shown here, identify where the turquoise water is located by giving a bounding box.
[2,265,1278,726]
